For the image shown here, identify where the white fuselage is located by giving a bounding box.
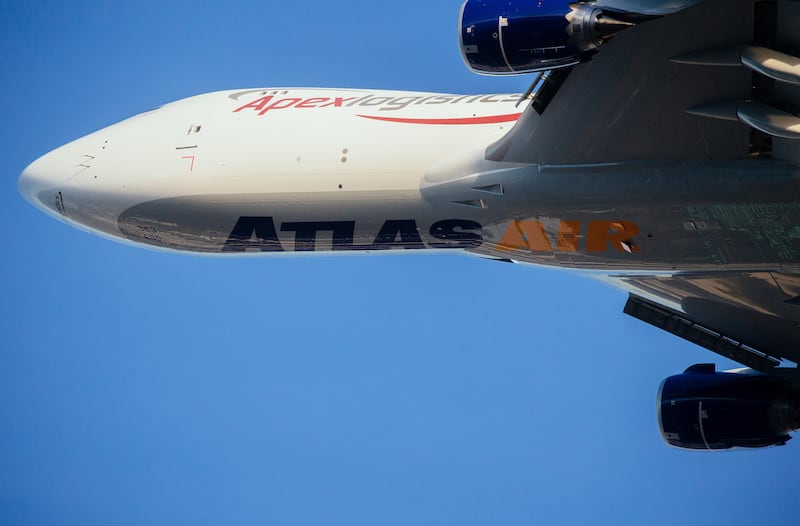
[19,88,800,275]
[20,88,526,253]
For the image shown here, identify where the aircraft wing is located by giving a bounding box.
[616,272,800,370]
[486,0,800,372]
[488,0,757,165]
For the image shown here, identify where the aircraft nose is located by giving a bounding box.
[18,145,77,216]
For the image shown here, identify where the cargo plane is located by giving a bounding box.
[19,0,800,450]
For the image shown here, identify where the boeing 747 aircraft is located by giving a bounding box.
[18,0,800,450]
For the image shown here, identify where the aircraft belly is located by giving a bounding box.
[115,191,469,253]
[77,157,800,271]
[471,201,800,272]
[443,159,800,272]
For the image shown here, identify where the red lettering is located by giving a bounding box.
[234,95,359,115]
[259,97,302,115]
[320,97,356,108]
[296,97,330,109]
[233,95,273,113]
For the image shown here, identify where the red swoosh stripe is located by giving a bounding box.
[356,113,522,125]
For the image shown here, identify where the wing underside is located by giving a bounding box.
[615,272,800,368]
[492,0,800,166]
[492,0,800,371]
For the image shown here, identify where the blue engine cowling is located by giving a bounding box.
[458,0,637,75]
[658,364,800,451]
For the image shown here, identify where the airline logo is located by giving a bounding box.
[497,219,640,254]
[230,90,523,124]
[222,217,641,253]
[222,217,482,252]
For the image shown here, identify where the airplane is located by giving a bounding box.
[18,0,800,451]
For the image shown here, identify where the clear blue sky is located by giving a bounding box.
[1,2,796,525]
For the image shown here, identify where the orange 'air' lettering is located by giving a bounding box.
[586,221,639,253]
[556,221,581,252]
[497,220,553,252]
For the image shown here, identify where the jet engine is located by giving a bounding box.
[458,0,649,75]
[658,364,800,450]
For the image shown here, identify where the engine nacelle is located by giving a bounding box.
[658,364,800,451]
[458,0,639,75]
